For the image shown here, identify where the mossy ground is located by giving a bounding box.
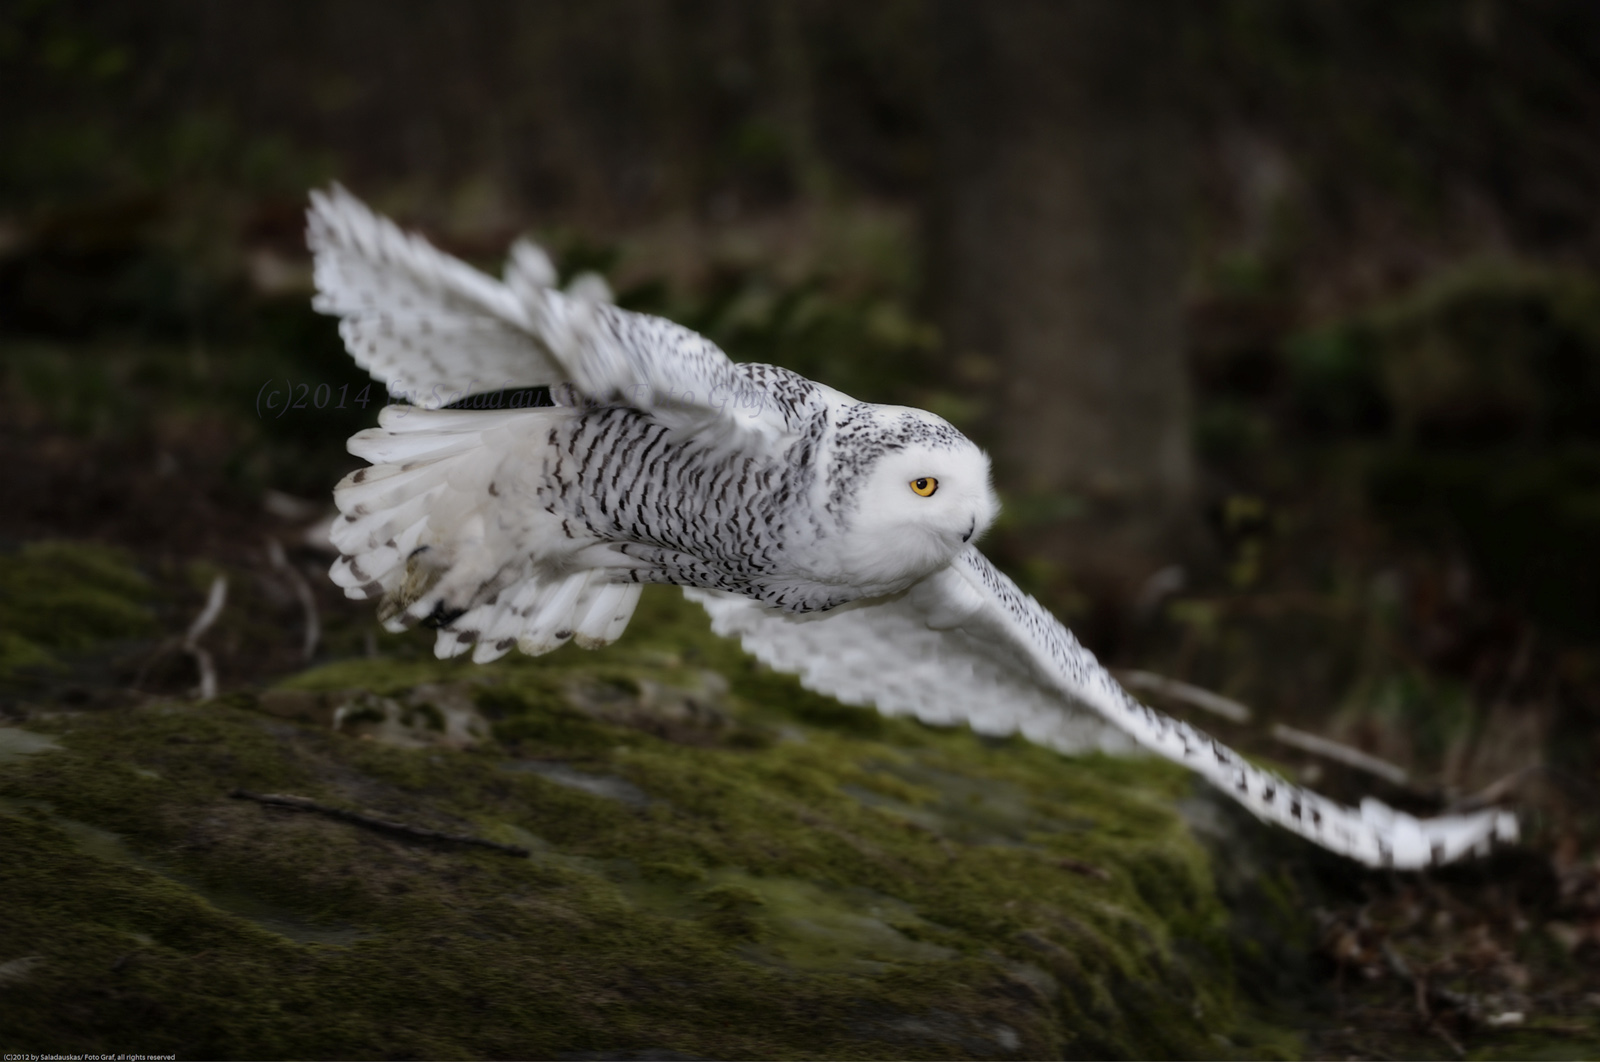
[0,546,1277,1059]
[1,537,1594,1059]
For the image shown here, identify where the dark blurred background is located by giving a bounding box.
[5,0,1600,892]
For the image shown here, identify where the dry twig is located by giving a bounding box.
[184,575,227,701]
[1118,671,1432,791]
[1117,670,1252,723]
[1383,941,1471,1058]
[230,789,530,857]
[1271,723,1412,788]
[266,537,320,661]
[1452,766,1537,811]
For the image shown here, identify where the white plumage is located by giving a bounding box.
[308,186,1517,869]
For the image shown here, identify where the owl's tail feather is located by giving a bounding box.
[573,582,644,650]
[330,403,644,662]
[329,406,526,603]
[429,572,642,663]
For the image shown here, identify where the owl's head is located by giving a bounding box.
[822,403,999,592]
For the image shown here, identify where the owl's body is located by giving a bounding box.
[522,363,985,609]
[311,186,1518,869]
[338,334,996,662]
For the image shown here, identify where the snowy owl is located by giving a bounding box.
[308,186,1515,869]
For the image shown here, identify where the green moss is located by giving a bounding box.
[0,632,63,679]
[694,883,768,941]
[274,655,481,695]
[0,541,157,679]
[0,587,1275,1058]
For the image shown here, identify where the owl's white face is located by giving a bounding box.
[819,405,999,594]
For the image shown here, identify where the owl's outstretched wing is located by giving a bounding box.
[307,185,813,443]
[308,185,556,400]
[688,547,1519,869]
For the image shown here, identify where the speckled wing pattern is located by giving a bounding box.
[308,185,805,452]
[691,548,1519,870]
[308,185,556,400]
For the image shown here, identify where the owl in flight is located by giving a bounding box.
[308,186,1515,869]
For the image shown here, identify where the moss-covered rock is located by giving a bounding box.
[0,585,1275,1059]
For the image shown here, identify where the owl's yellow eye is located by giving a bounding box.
[910,477,938,497]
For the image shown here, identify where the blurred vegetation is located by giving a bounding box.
[0,542,155,680]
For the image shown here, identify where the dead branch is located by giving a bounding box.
[1451,766,1537,811]
[1117,670,1252,723]
[186,639,217,702]
[1452,762,1600,812]
[1382,941,1473,1058]
[184,575,227,701]
[266,537,320,661]
[229,789,530,857]
[187,574,228,643]
[1118,671,1432,791]
[1271,723,1411,788]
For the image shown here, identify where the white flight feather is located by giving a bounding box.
[307,185,558,399]
[308,185,799,452]
[688,550,1518,869]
